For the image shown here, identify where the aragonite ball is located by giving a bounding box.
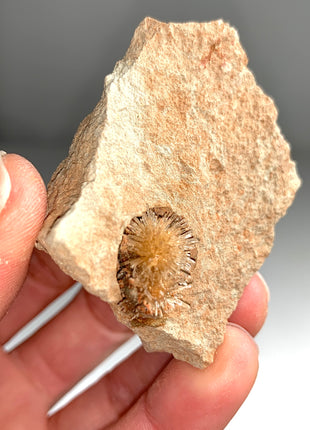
[117,207,198,323]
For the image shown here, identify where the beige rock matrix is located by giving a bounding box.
[38,18,300,368]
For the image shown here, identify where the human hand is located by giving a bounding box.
[0,153,269,429]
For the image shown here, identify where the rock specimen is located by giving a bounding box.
[37,18,300,368]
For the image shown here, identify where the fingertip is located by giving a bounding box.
[217,324,259,378]
[168,324,258,400]
[0,154,47,315]
[256,271,270,302]
[229,272,269,336]
[206,324,259,426]
[139,325,258,430]
[2,153,46,212]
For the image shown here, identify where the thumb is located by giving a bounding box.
[0,153,47,317]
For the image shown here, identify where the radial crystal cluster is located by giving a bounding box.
[117,207,198,323]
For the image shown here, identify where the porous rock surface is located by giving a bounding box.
[37,18,300,368]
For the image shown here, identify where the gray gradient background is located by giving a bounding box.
[1,1,309,428]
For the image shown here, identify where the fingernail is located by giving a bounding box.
[256,272,270,302]
[0,151,11,213]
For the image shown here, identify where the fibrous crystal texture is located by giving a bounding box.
[117,207,197,323]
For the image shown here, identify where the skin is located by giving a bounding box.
[0,154,269,430]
